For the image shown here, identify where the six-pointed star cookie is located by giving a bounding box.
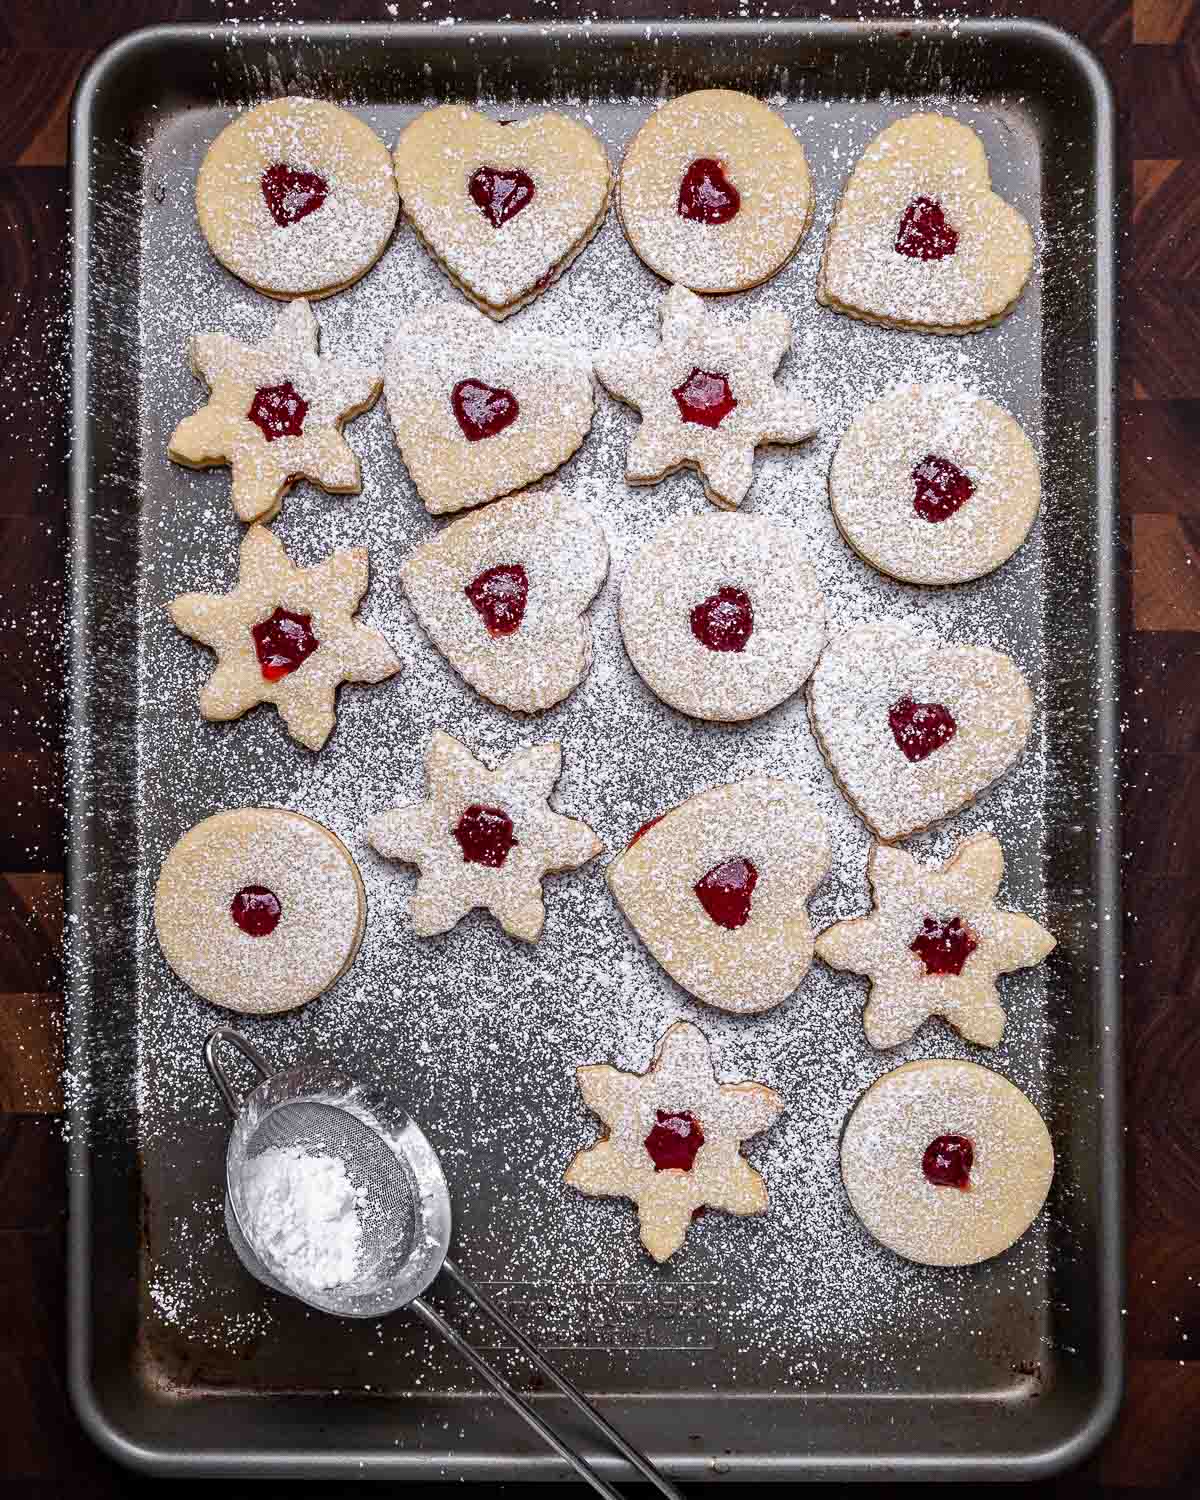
[815,832,1055,1049]
[564,1020,783,1262]
[366,729,602,943]
[168,525,401,752]
[167,298,382,524]
[593,283,817,509]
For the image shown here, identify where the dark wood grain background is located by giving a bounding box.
[0,0,1195,1493]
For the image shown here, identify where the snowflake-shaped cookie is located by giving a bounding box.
[167,298,382,524]
[168,525,401,751]
[564,1020,783,1262]
[593,283,817,509]
[366,729,602,943]
[815,832,1056,1049]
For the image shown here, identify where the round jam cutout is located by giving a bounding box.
[912,454,975,523]
[453,804,518,868]
[261,163,329,227]
[644,1109,705,1171]
[465,563,528,637]
[672,368,737,429]
[247,381,308,442]
[230,885,282,937]
[922,1133,974,1190]
[690,585,753,653]
[251,607,320,682]
[676,158,741,225]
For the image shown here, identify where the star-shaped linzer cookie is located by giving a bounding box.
[565,1020,783,1263]
[366,729,602,943]
[168,526,401,752]
[593,284,817,509]
[167,298,382,524]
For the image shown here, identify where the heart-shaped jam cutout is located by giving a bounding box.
[453,803,518,867]
[247,381,308,442]
[693,855,758,930]
[465,563,528,637]
[451,378,520,442]
[672,368,737,429]
[690,585,753,653]
[895,195,959,261]
[676,157,741,225]
[922,1133,973,1189]
[468,164,536,228]
[260,163,329,227]
[912,454,975,523]
[230,884,282,937]
[644,1109,705,1171]
[910,915,978,976]
[251,607,320,682]
[888,695,957,763]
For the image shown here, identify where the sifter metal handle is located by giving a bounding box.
[204,1027,273,1117]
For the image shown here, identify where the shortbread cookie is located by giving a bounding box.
[384,303,594,515]
[816,832,1056,1048]
[620,513,825,721]
[841,1058,1054,1266]
[830,384,1041,585]
[618,89,813,294]
[594,284,817,509]
[196,98,398,299]
[168,298,381,524]
[818,114,1034,334]
[807,622,1033,842]
[154,808,366,1014]
[168,526,400,752]
[607,780,830,1014]
[367,729,601,943]
[393,106,611,318]
[565,1020,783,1262]
[400,488,608,714]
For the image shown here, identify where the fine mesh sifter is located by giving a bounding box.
[203,1028,683,1500]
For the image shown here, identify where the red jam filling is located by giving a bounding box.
[912,454,975,523]
[672,368,737,429]
[230,885,282,937]
[628,812,666,849]
[693,856,758,930]
[690,585,753,653]
[676,158,741,224]
[888,695,957,762]
[451,378,520,441]
[465,563,528,637]
[910,915,979,976]
[922,1134,974,1189]
[261,163,329,227]
[251,607,320,682]
[894,195,959,260]
[247,381,308,442]
[644,1110,705,1171]
[468,165,536,227]
[453,804,517,867]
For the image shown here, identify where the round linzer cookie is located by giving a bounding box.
[392,106,611,319]
[807,622,1033,843]
[154,808,366,1015]
[564,1020,784,1262]
[818,114,1034,334]
[384,303,594,515]
[606,779,830,1014]
[196,98,399,299]
[840,1058,1054,1266]
[816,832,1056,1049]
[618,89,813,294]
[830,385,1041,586]
[400,488,608,714]
[619,513,825,722]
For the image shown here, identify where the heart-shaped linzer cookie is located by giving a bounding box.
[818,114,1034,334]
[393,106,611,319]
[807,622,1033,842]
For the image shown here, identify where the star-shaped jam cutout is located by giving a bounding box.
[594,284,817,510]
[814,832,1056,1050]
[366,729,602,944]
[564,1020,783,1263]
[167,526,401,751]
[167,298,382,524]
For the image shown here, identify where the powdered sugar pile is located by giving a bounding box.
[241,1144,366,1291]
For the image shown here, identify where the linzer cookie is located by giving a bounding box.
[594,284,817,509]
[384,303,594,515]
[830,384,1041,585]
[816,833,1056,1049]
[619,513,825,722]
[807,622,1033,842]
[818,114,1034,334]
[564,1020,784,1263]
[393,106,611,318]
[607,779,830,1014]
[196,98,398,299]
[618,90,813,293]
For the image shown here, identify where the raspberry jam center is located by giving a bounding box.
[465,563,528,637]
[676,158,741,224]
[693,856,758,930]
[690,585,753,653]
[230,885,282,937]
[644,1110,705,1171]
[247,381,308,442]
[453,804,517,868]
[895,195,959,260]
[261,163,329,227]
[251,607,320,682]
[912,454,975,523]
[888,695,957,762]
[672,368,737,428]
[451,379,520,441]
[468,165,536,227]
[922,1134,974,1189]
[911,916,979,976]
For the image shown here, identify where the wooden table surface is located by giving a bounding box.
[1,0,1195,1493]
